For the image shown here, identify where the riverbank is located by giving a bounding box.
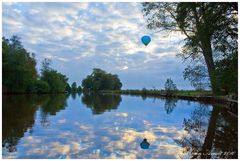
[100,89,237,105]
[2,92,68,95]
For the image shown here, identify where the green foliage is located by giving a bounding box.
[164,78,177,95]
[65,82,82,93]
[71,82,77,91]
[77,86,82,92]
[142,2,238,95]
[41,58,52,75]
[142,88,147,95]
[26,80,49,93]
[82,68,122,91]
[175,90,212,96]
[214,52,238,94]
[41,70,68,93]
[65,83,72,92]
[3,36,38,93]
[40,58,68,93]
[183,65,209,90]
[104,89,211,97]
[34,80,50,93]
[3,36,69,94]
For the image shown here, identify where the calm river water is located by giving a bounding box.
[2,93,237,159]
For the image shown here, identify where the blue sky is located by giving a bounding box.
[3,2,193,89]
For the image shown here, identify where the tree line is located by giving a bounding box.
[2,36,122,94]
[0,35,201,96]
[4,1,238,97]
[3,36,69,94]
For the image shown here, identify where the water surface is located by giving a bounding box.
[2,93,237,159]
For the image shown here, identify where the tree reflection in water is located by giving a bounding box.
[175,103,237,159]
[40,94,68,127]
[2,94,68,152]
[3,94,237,159]
[41,94,68,115]
[164,98,178,114]
[81,93,122,114]
[71,92,77,100]
[3,95,44,153]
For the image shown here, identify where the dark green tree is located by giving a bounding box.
[2,36,38,93]
[27,80,50,93]
[40,58,68,93]
[65,83,72,93]
[77,86,82,92]
[142,2,238,95]
[41,58,52,75]
[214,52,238,94]
[3,36,70,94]
[82,68,122,91]
[71,82,77,92]
[164,78,177,95]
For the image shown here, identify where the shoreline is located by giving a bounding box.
[3,90,237,104]
[2,92,68,95]
[100,90,238,105]
[3,90,237,117]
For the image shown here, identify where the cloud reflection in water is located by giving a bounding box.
[3,94,235,159]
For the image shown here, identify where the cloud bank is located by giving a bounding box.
[2,2,192,89]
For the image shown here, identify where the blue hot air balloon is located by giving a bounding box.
[141,35,151,46]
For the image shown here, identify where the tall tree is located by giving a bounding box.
[82,68,122,91]
[40,59,68,93]
[71,82,77,91]
[41,58,52,75]
[164,78,177,95]
[65,83,72,92]
[2,36,38,93]
[142,2,238,95]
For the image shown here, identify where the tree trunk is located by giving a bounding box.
[201,38,219,95]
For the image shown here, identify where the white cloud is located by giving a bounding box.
[2,2,191,89]
[43,53,69,62]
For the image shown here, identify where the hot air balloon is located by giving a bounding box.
[141,35,151,46]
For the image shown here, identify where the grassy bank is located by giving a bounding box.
[175,90,212,96]
[100,89,237,104]
[102,89,212,97]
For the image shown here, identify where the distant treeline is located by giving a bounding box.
[3,29,237,96]
[65,82,82,93]
[101,88,212,97]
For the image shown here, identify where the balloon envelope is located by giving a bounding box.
[141,35,151,46]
